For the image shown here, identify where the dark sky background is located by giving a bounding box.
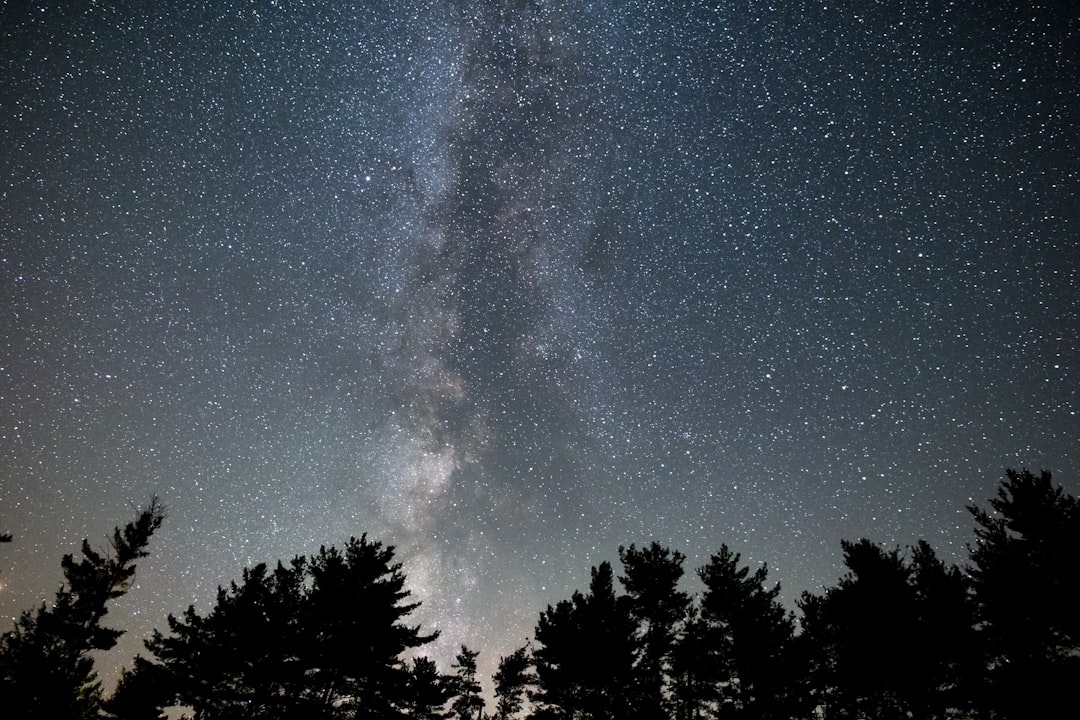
[2,0,1078,697]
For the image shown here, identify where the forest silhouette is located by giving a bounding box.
[1,468,1076,720]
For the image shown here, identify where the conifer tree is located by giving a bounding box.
[618,542,691,720]
[668,606,713,720]
[532,562,636,720]
[907,539,979,718]
[450,645,485,720]
[0,498,165,720]
[799,537,979,720]
[697,545,795,720]
[967,468,1080,719]
[407,656,453,720]
[799,540,919,719]
[134,534,436,719]
[493,645,532,720]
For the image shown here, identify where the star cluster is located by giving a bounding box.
[2,0,1077,695]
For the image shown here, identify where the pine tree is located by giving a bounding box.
[798,538,978,720]
[141,558,312,717]
[618,542,691,720]
[0,498,165,720]
[532,562,636,720]
[492,645,532,720]
[799,540,918,720]
[967,468,1080,718]
[531,593,584,719]
[306,536,438,717]
[450,645,485,720]
[407,656,452,720]
[136,534,437,719]
[668,606,714,720]
[907,540,979,718]
[104,655,171,720]
[697,545,795,720]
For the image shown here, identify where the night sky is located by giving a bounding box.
[2,0,1078,696]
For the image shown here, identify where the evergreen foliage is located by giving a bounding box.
[618,542,691,720]
[406,656,454,720]
[799,538,982,719]
[450,645,485,720]
[133,534,437,719]
[493,645,532,720]
[799,540,923,718]
[1,469,1076,720]
[531,561,636,720]
[0,498,165,720]
[696,545,795,719]
[966,468,1080,719]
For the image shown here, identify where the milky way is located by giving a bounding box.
[2,0,1078,696]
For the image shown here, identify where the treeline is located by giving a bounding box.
[1,469,1077,719]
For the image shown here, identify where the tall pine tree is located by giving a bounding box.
[967,468,1080,719]
[493,645,532,720]
[132,534,437,719]
[697,545,795,720]
[0,498,165,720]
[450,645,485,720]
[406,656,453,720]
[618,542,691,720]
[532,562,636,720]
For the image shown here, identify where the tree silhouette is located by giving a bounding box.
[105,654,172,720]
[450,645,485,720]
[406,656,453,720]
[493,645,532,720]
[798,537,980,720]
[0,498,165,720]
[29,466,1070,720]
[907,539,980,718]
[696,545,795,720]
[668,606,713,720]
[140,558,312,717]
[799,540,919,719]
[618,542,691,720]
[530,594,582,719]
[532,562,636,720]
[967,468,1080,719]
[307,537,438,718]
[133,534,436,719]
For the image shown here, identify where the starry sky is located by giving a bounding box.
[2,0,1078,696]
